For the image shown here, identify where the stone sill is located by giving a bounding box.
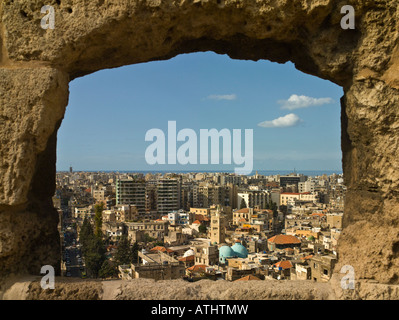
[1,274,399,300]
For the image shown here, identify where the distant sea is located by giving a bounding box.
[64,169,343,177]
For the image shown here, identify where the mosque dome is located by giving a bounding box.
[219,245,235,257]
[219,245,236,264]
[231,242,248,258]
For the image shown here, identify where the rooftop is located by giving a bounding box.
[268,235,301,245]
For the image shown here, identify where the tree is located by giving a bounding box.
[84,235,106,278]
[99,260,118,279]
[94,202,105,238]
[143,233,156,243]
[79,216,94,254]
[131,242,139,264]
[114,235,132,266]
[198,224,207,234]
[240,198,247,209]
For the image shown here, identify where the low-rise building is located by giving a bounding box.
[267,234,301,251]
[309,254,337,282]
[125,220,169,242]
[131,250,185,280]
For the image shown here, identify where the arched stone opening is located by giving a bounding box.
[1,0,399,294]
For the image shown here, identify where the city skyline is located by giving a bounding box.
[57,51,343,173]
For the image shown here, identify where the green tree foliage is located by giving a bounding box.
[79,216,94,255]
[198,224,207,234]
[79,216,106,278]
[99,260,118,279]
[94,202,105,238]
[240,198,247,209]
[84,235,106,278]
[143,233,156,243]
[131,242,139,264]
[114,235,132,266]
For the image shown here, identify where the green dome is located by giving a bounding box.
[219,245,235,264]
[231,242,248,258]
[219,245,235,257]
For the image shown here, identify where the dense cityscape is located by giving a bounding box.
[55,169,345,283]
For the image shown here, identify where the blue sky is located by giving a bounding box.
[57,51,343,173]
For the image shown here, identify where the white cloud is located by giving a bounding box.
[207,94,237,101]
[278,94,333,110]
[258,113,302,128]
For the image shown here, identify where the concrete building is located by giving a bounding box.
[237,190,269,210]
[167,210,194,226]
[194,183,233,208]
[279,174,307,188]
[298,180,316,193]
[190,207,210,216]
[193,243,219,266]
[309,254,337,282]
[233,208,254,226]
[116,179,146,214]
[327,213,343,229]
[280,192,318,206]
[125,220,169,242]
[74,206,92,219]
[92,188,106,202]
[157,178,180,216]
[130,250,185,280]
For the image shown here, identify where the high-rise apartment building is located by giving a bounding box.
[194,183,234,208]
[156,178,181,216]
[116,179,146,214]
[280,174,307,188]
[237,190,269,209]
[180,182,196,211]
[145,180,158,213]
[298,180,316,193]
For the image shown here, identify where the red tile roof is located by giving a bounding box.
[273,260,293,270]
[268,235,301,245]
[311,213,325,217]
[150,246,174,253]
[187,264,207,272]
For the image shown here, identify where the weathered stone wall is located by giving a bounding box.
[2,276,399,300]
[1,0,399,298]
